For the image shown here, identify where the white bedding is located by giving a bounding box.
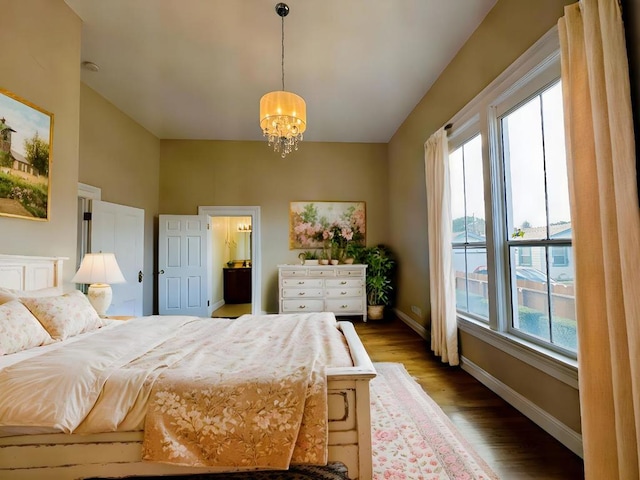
[0,320,121,370]
[0,313,354,468]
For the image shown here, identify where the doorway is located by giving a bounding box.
[198,206,261,317]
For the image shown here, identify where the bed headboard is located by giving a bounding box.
[0,254,67,291]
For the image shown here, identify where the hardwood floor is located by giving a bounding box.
[211,303,252,318]
[351,316,585,480]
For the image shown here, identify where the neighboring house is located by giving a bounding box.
[517,224,573,281]
[451,231,486,275]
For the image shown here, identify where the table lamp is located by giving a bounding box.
[72,253,126,316]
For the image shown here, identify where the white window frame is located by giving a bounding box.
[449,125,490,322]
[446,26,578,387]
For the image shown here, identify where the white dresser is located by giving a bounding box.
[278,264,368,321]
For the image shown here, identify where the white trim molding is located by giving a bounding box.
[461,355,583,458]
[198,206,261,316]
[395,308,428,340]
[77,183,101,200]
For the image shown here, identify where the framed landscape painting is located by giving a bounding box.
[289,201,366,249]
[0,89,53,221]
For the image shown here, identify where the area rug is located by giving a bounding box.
[371,362,499,480]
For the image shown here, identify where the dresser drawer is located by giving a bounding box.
[325,278,363,288]
[282,299,324,312]
[314,268,336,277]
[282,288,323,298]
[325,287,363,298]
[282,278,323,288]
[337,269,364,277]
[280,268,308,277]
[326,298,364,313]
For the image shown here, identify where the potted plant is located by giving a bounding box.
[362,245,395,320]
[319,249,329,265]
[344,242,365,264]
[298,250,319,265]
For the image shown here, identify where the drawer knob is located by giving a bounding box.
[341,304,348,308]
[298,281,305,284]
[299,305,306,309]
[341,291,347,295]
[298,292,306,296]
[340,281,347,285]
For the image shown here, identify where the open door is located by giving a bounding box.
[90,200,144,316]
[158,215,211,316]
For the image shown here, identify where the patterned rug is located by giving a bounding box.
[371,362,499,479]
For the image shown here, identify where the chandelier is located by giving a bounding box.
[259,3,306,158]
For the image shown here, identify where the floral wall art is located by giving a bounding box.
[289,201,366,251]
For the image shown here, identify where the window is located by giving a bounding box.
[500,81,576,353]
[551,246,569,266]
[450,135,489,320]
[518,247,532,266]
[447,29,577,357]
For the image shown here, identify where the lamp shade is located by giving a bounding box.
[72,253,125,285]
[259,90,307,136]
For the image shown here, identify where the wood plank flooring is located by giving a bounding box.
[211,303,252,318]
[352,316,585,480]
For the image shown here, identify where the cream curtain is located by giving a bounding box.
[425,128,459,366]
[559,1,640,478]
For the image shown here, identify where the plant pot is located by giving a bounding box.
[343,257,354,264]
[330,259,339,265]
[367,305,385,320]
[319,259,329,265]
[304,259,319,266]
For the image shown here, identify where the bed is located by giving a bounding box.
[0,254,376,480]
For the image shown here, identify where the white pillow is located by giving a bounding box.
[0,300,53,355]
[21,290,109,340]
[0,286,62,305]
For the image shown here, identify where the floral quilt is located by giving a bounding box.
[142,314,342,469]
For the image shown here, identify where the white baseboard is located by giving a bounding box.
[211,299,225,312]
[394,308,428,340]
[460,355,583,458]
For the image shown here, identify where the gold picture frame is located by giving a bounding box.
[0,89,53,221]
[289,201,366,249]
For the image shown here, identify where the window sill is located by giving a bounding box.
[457,316,579,389]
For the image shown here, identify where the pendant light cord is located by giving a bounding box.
[281,14,285,91]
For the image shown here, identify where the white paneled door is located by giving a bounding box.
[90,200,144,316]
[158,215,211,316]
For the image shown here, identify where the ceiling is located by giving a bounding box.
[64,0,497,143]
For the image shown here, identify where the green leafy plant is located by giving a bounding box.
[302,250,318,260]
[363,246,395,306]
[345,242,365,262]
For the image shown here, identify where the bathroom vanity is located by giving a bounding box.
[223,267,252,304]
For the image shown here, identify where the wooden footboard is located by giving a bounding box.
[0,321,376,480]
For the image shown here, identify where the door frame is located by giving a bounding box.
[198,206,262,314]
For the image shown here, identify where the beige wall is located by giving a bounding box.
[0,0,81,286]
[387,0,578,432]
[78,84,161,314]
[160,140,388,313]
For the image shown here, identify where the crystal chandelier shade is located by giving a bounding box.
[259,3,306,158]
[260,90,306,158]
